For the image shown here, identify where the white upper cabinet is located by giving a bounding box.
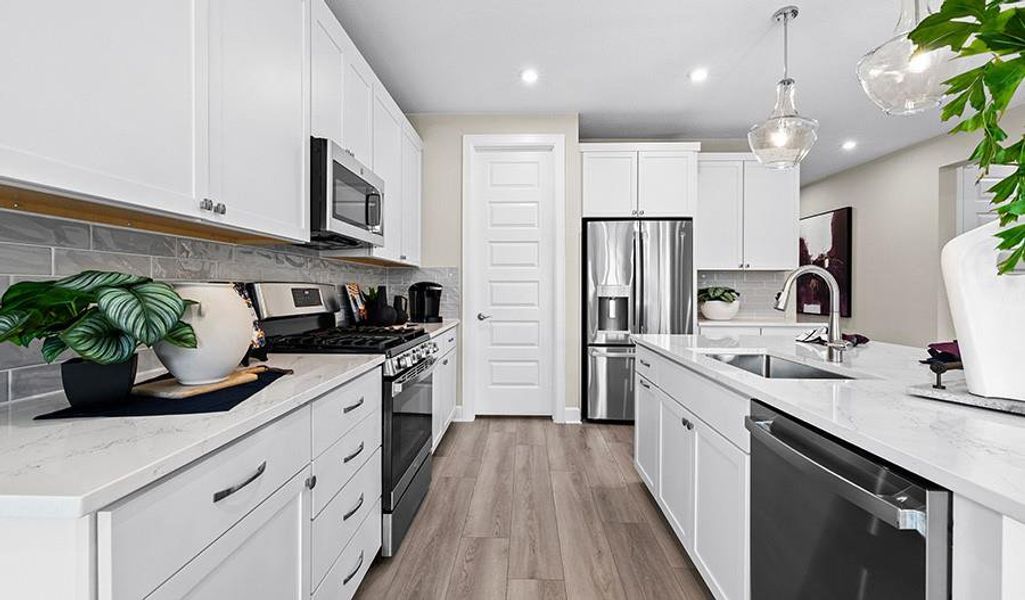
[401,128,423,266]
[341,46,375,168]
[206,0,310,242]
[696,154,799,271]
[311,0,346,143]
[0,1,204,220]
[638,151,697,217]
[582,143,699,218]
[582,152,637,217]
[371,90,404,262]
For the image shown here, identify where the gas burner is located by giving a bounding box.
[267,325,427,355]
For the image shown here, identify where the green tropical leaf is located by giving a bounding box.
[96,282,185,346]
[0,309,33,344]
[982,57,1025,112]
[162,321,198,349]
[59,309,137,365]
[55,270,150,293]
[978,8,1025,54]
[41,336,68,363]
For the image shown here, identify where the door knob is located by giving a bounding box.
[477,313,492,321]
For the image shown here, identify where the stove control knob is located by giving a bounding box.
[397,356,409,369]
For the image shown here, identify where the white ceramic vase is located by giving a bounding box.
[700,300,741,321]
[942,220,1025,401]
[155,283,254,385]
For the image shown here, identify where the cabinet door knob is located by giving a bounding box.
[639,210,645,216]
[214,203,227,215]
[400,254,407,260]
[200,198,214,211]
[681,417,694,430]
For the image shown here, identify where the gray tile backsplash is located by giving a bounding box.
[698,270,791,319]
[0,208,459,404]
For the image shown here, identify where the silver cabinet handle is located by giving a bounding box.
[477,313,492,321]
[343,442,365,464]
[443,359,449,365]
[447,336,455,343]
[343,550,365,586]
[200,198,214,211]
[639,359,651,368]
[213,461,266,503]
[343,396,365,414]
[639,379,651,389]
[400,254,407,260]
[590,348,636,359]
[214,202,226,215]
[744,416,926,534]
[343,493,366,521]
[681,416,694,430]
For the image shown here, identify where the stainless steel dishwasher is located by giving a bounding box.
[745,400,950,599]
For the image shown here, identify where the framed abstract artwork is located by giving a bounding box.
[798,207,853,317]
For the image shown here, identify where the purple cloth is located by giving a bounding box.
[928,341,961,360]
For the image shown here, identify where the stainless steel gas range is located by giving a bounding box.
[248,282,438,557]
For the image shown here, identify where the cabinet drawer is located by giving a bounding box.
[313,368,382,458]
[313,499,383,600]
[312,448,382,588]
[635,346,661,386]
[435,326,458,356]
[313,408,382,516]
[98,407,311,600]
[660,363,749,453]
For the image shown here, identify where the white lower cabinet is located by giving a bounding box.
[432,329,459,450]
[634,376,661,493]
[634,348,750,600]
[658,389,697,550]
[146,469,311,600]
[693,419,750,600]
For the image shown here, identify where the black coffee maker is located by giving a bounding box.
[408,282,443,323]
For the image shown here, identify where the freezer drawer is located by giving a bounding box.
[586,346,635,421]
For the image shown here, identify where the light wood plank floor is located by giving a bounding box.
[355,418,714,600]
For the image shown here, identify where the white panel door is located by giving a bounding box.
[401,130,423,265]
[582,152,638,217]
[467,143,557,415]
[311,0,345,142]
[207,0,309,242]
[959,164,1012,234]
[742,161,799,270]
[0,1,205,218]
[372,91,403,261]
[146,471,310,600]
[696,160,745,269]
[694,421,749,600]
[639,151,697,217]
[342,49,375,167]
[634,376,660,494]
[659,391,696,551]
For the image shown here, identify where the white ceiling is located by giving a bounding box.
[327,0,962,183]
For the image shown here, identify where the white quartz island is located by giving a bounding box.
[632,333,1025,599]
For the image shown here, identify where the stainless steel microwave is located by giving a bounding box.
[308,137,385,249]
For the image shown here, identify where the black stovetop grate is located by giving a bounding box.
[266,325,426,354]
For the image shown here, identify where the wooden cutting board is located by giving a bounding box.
[133,366,268,399]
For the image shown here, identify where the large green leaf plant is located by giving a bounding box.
[0,271,197,365]
[910,0,1025,273]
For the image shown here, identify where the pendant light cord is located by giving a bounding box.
[782,11,790,80]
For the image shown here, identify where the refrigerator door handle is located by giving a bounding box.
[635,221,645,334]
[632,222,641,336]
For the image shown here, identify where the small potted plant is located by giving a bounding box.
[0,271,197,408]
[698,287,741,321]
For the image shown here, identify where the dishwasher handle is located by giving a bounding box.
[745,416,928,536]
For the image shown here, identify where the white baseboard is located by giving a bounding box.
[452,405,474,422]
[561,407,582,424]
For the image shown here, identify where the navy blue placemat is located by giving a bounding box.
[34,369,291,420]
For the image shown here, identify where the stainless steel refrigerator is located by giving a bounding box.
[584,219,694,421]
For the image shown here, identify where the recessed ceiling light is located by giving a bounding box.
[842,140,858,151]
[689,68,709,83]
[520,68,539,85]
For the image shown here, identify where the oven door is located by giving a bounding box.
[382,359,435,511]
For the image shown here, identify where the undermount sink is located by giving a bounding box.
[706,353,854,380]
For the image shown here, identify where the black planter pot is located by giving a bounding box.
[60,354,139,408]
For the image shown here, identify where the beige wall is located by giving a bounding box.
[408,113,583,412]
[799,104,1025,347]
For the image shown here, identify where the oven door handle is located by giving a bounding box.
[392,358,436,395]
[744,416,928,536]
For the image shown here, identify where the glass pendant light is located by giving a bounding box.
[856,0,951,116]
[748,6,818,170]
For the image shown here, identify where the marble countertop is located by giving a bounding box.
[0,354,384,519]
[632,334,1025,524]
[421,319,459,338]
